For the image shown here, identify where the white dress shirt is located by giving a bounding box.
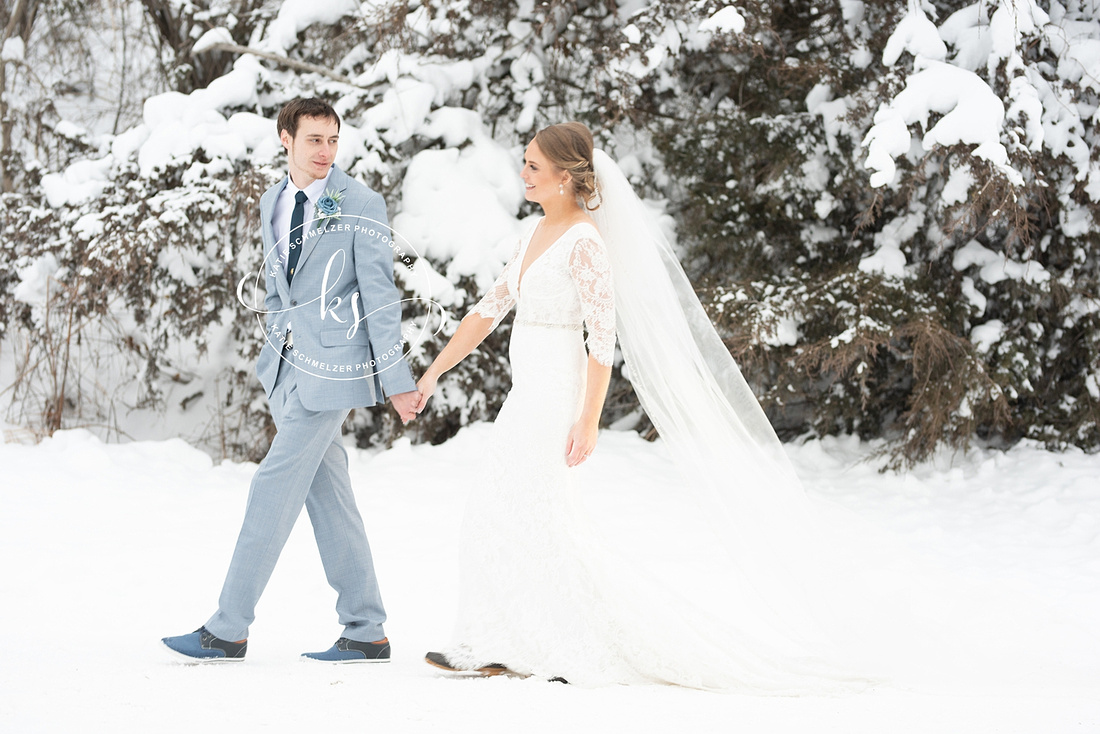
[272,167,334,274]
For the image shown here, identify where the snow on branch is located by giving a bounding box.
[863,60,1016,188]
[191,40,363,88]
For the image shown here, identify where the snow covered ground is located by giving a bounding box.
[1,425,1098,733]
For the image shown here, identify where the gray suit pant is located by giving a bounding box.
[205,359,386,642]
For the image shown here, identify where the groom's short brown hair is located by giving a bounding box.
[277,98,341,140]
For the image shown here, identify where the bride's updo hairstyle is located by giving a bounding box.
[533,122,601,210]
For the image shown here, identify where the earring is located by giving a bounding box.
[559,183,565,195]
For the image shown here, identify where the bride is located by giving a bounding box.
[413,122,861,691]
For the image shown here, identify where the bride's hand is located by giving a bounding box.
[565,419,598,467]
[415,372,438,414]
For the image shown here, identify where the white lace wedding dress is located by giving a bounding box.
[440,220,860,691]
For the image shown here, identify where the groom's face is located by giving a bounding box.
[281,115,339,187]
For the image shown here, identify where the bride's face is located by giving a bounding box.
[521,140,568,204]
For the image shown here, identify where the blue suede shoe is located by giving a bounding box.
[162,627,247,663]
[301,637,390,663]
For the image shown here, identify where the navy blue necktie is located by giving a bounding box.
[287,190,308,284]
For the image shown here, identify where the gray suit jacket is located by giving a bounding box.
[256,165,416,411]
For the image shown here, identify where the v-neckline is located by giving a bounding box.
[516,220,586,295]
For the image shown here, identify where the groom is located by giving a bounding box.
[163,98,419,663]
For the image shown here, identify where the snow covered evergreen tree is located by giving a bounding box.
[2,0,1097,466]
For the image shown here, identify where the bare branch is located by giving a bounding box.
[193,41,364,87]
[2,0,30,43]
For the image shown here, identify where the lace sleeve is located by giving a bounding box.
[569,236,617,366]
[470,244,520,332]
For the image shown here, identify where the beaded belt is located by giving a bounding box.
[514,319,583,331]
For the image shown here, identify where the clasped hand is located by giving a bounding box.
[390,390,420,425]
[391,371,440,424]
[413,372,437,415]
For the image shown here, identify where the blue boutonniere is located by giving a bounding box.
[315,187,343,227]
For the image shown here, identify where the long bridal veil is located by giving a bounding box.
[579,150,1086,694]
[589,149,859,673]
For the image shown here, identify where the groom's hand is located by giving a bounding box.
[390,390,419,425]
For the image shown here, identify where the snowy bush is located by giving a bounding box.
[636,0,1099,465]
